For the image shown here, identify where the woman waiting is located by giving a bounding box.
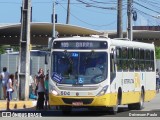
[45,74,49,109]
[36,68,45,110]
[6,74,14,110]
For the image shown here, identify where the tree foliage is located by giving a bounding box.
[0,46,19,54]
[0,46,5,54]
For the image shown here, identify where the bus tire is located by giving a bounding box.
[61,106,72,115]
[118,88,122,105]
[128,90,144,110]
[135,91,144,110]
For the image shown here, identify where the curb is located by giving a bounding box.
[0,100,37,110]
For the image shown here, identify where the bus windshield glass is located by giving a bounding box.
[51,51,108,84]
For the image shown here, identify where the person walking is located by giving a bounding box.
[36,68,45,110]
[0,67,10,99]
[6,74,14,110]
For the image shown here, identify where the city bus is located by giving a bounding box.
[47,36,156,114]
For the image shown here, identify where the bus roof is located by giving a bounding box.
[109,39,155,50]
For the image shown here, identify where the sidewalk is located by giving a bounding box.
[0,99,37,110]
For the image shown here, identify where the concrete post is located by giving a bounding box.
[18,0,31,100]
[117,0,123,38]
[127,0,133,41]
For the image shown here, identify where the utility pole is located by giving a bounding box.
[48,0,56,50]
[18,0,31,100]
[52,0,56,38]
[66,0,70,24]
[127,0,133,41]
[117,0,123,38]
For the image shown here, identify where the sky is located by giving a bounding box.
[0,0,160,31]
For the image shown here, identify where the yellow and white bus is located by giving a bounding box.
[47,36,156,114]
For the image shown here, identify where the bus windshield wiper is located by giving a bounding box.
[84,50,94,65]
[64,50,73,65]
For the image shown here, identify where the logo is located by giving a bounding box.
[2,112,11,117]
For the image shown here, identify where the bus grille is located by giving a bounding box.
[62,98,93,104]
[57,86,99,91]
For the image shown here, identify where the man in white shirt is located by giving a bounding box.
[0,67,10,99]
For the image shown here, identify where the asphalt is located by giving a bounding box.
[0,99,37,110]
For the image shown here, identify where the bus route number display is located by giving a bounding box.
[53,41,107,49]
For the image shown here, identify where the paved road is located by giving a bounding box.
[0,93,160,119]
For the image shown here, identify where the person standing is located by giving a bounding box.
[156,68,160,93]
[0,67,10,99]
[36,68,45,110]
[6,74,14,110]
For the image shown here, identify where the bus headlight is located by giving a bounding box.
[50,85,59,96]
[96,85,108,96]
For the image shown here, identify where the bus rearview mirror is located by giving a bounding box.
[113,50,117,64]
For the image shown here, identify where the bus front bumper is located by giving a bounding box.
[49,93,117,107]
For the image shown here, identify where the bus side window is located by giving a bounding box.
[128,48,134,71]
[151,51,155,71]
[140,49,145,71]
[134,49,140,71]
[145,50,151,71]
[122,47,128,71]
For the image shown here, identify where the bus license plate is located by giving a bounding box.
[72,102,83,106]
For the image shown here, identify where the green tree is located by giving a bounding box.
[0,46,19,54]
[0,46,5,54]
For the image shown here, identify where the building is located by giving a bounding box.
[1,23,160,45]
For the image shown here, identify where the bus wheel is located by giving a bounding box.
[128,91,144,110]
[135,91,144,110]
[61,106,72,115]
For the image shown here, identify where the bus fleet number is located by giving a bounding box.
[61,91,70,96]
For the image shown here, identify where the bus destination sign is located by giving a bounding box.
[53,41,108,49]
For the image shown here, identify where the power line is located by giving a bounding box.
[136,0,160,11]
[58,2,118,28]
[76,0,116,10]
[0,2,21,4]
[135,8,159,26]
[72,3,117,15]
[135,8,158,19]
[134,1,160,14]
[138,0,160,6]
[89,0,117,4]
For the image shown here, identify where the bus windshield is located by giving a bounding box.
[51,51,108,85]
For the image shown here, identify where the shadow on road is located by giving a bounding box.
[151,109,160,112]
